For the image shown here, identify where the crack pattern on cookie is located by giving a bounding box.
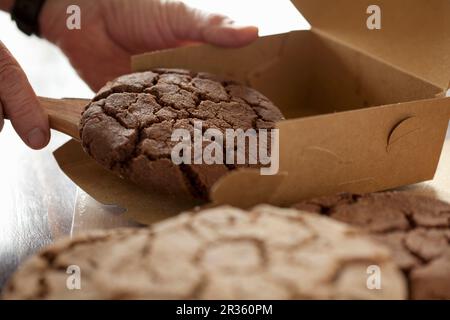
[3,206,405,300]
[79,70,284,199]
[293,192,450,300]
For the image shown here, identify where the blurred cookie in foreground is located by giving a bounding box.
[293,192,450,300]
[3,205,405,300]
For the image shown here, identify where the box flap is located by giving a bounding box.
[291,0,450,90]
[132,32,293,84]
[53,140,202,225]
[210,97,450,207]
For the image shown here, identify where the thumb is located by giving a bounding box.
[201,16,260,48]
[0,42,50,149]
[166,1,259,47]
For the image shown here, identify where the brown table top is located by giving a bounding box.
[0,124,76,288]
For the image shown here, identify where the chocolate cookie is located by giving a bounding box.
[293,192,450,299]
[3,205,405,300]
[79,69,284,199]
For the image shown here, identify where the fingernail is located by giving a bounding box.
[27,128,48,149]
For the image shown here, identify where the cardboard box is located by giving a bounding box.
[56,0,450,224]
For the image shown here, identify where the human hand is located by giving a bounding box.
[0,42,49,149]
[40,0,259,91]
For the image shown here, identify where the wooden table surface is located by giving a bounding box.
[0,123,77,288]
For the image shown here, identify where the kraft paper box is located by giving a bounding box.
[54,0,450,225]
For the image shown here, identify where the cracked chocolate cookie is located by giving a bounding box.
[293,192,450,300]
[3,205,405,300]
[79,69,284,199]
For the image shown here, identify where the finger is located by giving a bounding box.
[0,42,50,149]
[167,2,259,47]
[202,20,259,48]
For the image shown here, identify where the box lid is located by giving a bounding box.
[292,0,450,90]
